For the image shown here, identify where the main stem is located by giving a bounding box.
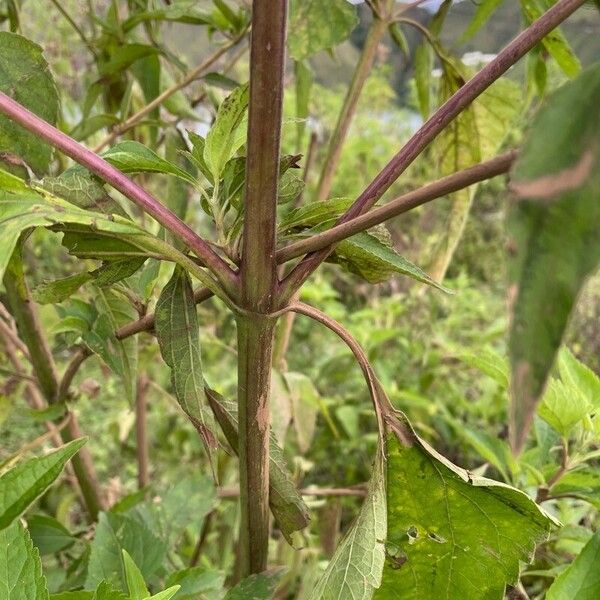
[237,0,287,575]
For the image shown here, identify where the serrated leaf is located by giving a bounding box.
[558,348,600,409]
[0,522,48,599]
[165,567,224,600]
[203,84,249,180]
[102,141,197,186]
[375,415,556,599]
[538,379,591,437]
[0,32,59,176]
[206,389,310,546]
[224,569,286,600]
[507,63,600,452]
[335,231,448,291]
[28,514,75,555]
[155,267,217,454]
[547,529,600,599]
[309,450,386,600]
[288,0,358,61]
[0,438,86,531]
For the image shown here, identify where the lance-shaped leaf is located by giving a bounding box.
[0,522,48,600]
[0,31,59,176]
[155,267,218,454]
[374,414,556,599]
[204,83,249,180]
[309,448,386,600]
[0,438,86,531]
[288,0,359,61]
[206,389,310,546]
[224,569,286,600]
[102,141,197,186]
[507,63,600,452]
[547,529,600,599]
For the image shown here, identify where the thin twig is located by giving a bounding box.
[49,0,97,57]
[57,346,92,402]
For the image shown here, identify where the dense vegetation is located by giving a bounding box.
[0,0,599,598]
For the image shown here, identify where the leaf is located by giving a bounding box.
[0,168,149,282]
[224,569,286,600]
[547,529,600,599]
[279,197,353,232]
[203,83,249,180]
[42,169,126,216]
[92,582,128,600]
[148,588,180,600]
[558,348,600,409]
[0,32,59,175]
[507,63,600,452]
[521,0,581,78]
[102,141,197,186]
[70,114,120,142]
[122,550,149,600]
[86,512,167,590]
[32,272,92,305]
[538,379,591,437]
[288,0,358,61]
[551,469,600,508]
[165,567,224,600]
[309,450,386,600]
[206,389,310,546]
[0,438,86,531]
[98,44,159,77]
[28,514,75,555]
[374,415,556,599]
[335,231,449,291]
[0,522,48,599]
[155,267,217,454]
[461,0,504,41]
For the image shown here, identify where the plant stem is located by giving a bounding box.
[3,254,105,519]
[315,4,391,202]
[237,0,287,576]
[279,150,517,262]
[0,92,238,297]
[93,32,247,152]
[49,0,97,58]
[281,0,586,298]
[136,374,150,490]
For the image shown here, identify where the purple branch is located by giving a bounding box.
[0,92,238,295]
[281,0,586,297]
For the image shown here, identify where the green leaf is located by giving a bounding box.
[206,389,310,546]
[558,348,600,409]
[122,550,149,600]
[374,415,556,599]
[521,0,581,78]
[335,231,449,291]
[507,63,600,451]
[0,438,86,531]
[288,0,358,61]
[309,450,386,600]
[32,272,92,305]
[0,522,48,599]
[279,197,353,232]
[70,114,120,142]
[0,32,59,175]
[551,469,600,508]
[92,582,128,600]
[165,567,224,600]
[102,141,197,186]
[155,267,217,453]
[50,592,94,600]
[98,44,159,77]
[224,569,286,600]
[0,168,149,282]
[461,0,504,41]
[547,529,600,599]
[538,379,591,437]
[86,512,167,590]
[203,83,249,180]
[28,514,75,555]
[42,169,126,216]
[148,588,180,600]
